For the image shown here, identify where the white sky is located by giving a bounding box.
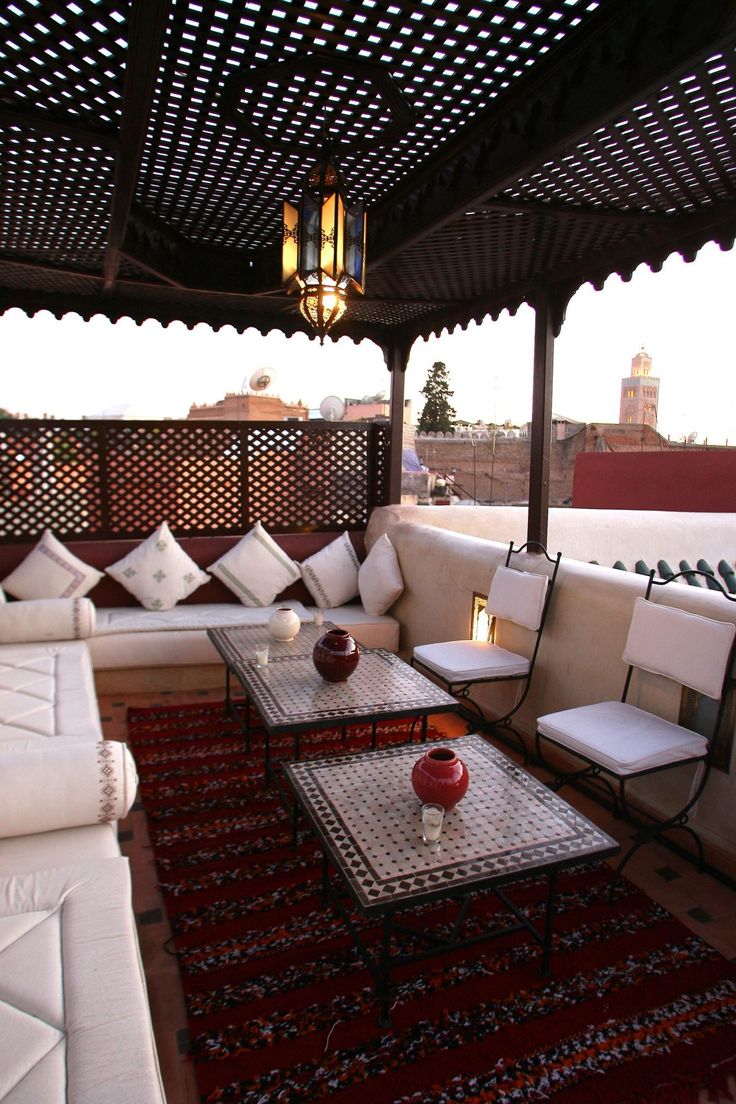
[1,240,734,445]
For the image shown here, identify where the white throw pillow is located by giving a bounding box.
[207,521,301,607]
[301,531,361,609]
[106,522,210,611]
[358,533,404,615]
[1,529,104,600]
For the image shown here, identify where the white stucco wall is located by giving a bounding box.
[367,504,736,576]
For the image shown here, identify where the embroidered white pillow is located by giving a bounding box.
[106,522,210,611]
[358,533,404,615]
[207,522,301,607]
[301,531,361,609]
[2,529,104,600]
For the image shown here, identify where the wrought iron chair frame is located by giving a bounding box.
[411,541,561,752]
[535,570,736,887]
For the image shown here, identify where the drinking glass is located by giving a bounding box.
[421,803,444,852]
[314,608,324,627]
[255,645,269,668]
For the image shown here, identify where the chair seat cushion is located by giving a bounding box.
[413,640,530,682]
[537,700,709,776]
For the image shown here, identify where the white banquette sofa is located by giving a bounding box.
[0,521,403,1099]
[0,523,403,1103]
[0,525,401,689]
[0,639,164,1104]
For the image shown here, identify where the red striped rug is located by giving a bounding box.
[127,701,736,1104]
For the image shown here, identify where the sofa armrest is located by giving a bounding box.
[0,597,96,643]
[0,740,137,838]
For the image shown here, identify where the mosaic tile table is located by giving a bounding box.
[207,625,459,779]
[284,733,619,1025]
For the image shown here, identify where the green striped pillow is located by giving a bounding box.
[208,522,301,607]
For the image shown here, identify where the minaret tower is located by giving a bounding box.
[619,346,659,428]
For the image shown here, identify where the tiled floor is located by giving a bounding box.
[104,688,736,1104]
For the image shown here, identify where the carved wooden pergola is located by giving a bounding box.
[2,0,736,541]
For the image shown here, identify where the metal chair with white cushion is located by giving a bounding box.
[535,572,736,885]
[411,542,561,755]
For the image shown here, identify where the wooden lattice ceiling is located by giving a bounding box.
[1,0,735,347]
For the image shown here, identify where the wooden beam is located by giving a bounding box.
[383,339,413,505]
[527,290,556,549]
[103,0,171,290]
[0,104,119,151]
[476,199,670,228]
[368,0,736,271]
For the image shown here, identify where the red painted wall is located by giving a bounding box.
[572,450,736,511]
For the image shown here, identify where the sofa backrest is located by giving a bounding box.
[0,532,366,606]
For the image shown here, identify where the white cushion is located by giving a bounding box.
[413,639,530,682]
[359,533,404,615]
[93,599,309,635]
[87,602,399,668]
[1,530,103,600]
[0,822,119,878]
[301,531,361,608]
[623,597,736,700]
[537,700,709,776]
[0,641,102,743]
[0,740,137,838]
[0,859,166,1104]
[0,597,95,644]
[106,521,210,611]
[487,564,548,630]
[207,521,301,607]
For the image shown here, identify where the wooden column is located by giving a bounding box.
[383,339,412,505]
[527,291,556,548]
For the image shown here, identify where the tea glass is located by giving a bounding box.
[421,802,444,853]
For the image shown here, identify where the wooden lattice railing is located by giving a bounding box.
[0,419,390,541]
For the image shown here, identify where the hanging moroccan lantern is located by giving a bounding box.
[283,151,366,343]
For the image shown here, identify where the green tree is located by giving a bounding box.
[417,361,456,434]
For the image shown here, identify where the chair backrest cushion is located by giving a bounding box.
[487,564,548,630]
[622,597,736,699]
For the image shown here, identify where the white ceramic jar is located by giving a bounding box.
[268,606,301,642]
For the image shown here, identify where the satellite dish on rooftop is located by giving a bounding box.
[246,368,274,392]
[319,395,346,421]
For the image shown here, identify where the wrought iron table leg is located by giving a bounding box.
[541,869,558,976]
[244,690,251,754]
[377,915,393,1029]
[421,714,428,743]
[371,720,377,749]
[321,850,329,907]
[224,667,231,718]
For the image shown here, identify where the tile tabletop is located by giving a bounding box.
[285,734,619,912]
[209,625,459,731]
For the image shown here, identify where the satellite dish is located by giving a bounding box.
[686,431,698,444]
[246,368,274,392]
[319,395,346,421]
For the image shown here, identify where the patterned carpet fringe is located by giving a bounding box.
[127,701,736,1104]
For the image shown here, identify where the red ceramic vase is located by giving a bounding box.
[411,747,469,810]
[313,628,360,682]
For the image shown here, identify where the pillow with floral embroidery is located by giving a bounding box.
[105,522,209,610]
